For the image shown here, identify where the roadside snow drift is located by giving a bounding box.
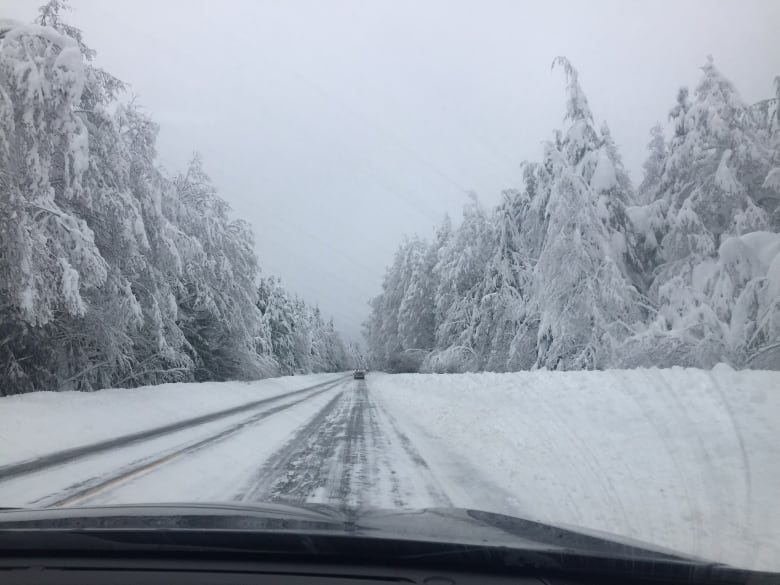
[372,367,780,571]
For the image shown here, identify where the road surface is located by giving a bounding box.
[0,375,451,509]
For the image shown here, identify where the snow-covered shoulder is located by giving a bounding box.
[372,369,780,571]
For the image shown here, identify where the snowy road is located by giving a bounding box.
[235,379,450,508]
[0,376,449,510]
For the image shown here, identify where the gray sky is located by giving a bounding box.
[6,0,780,342]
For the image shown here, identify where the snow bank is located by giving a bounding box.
[372,368,780,571]
[0,373,342,467]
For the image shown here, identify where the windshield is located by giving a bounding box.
[0,0,778,576]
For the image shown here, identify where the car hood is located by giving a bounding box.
[0,502,701,563]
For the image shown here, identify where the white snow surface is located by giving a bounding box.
[371,368,780,571]
[719,231,780,271]
[590,147,618,192]
[626,202,664,245]
[1,368,778,572]
[0,373,341,467]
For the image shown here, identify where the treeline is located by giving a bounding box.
[258,276,358,375]
[0,3,352,395]
[365,57,780,372]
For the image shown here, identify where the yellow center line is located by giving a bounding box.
[56,451,185,507]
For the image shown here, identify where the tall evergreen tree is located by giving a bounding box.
[470,190,533,371]
[431,195,493,368]
[638,124,667,204]
[527,58,646,369]
[0,15,110,391]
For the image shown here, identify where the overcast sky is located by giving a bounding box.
[6,0,780,342]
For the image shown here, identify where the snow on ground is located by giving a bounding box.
[1,367,778,572]
[0,373,341,467]
[371,366,780,571]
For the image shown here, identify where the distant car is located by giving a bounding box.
[353,369,366,379]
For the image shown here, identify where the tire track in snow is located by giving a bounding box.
[365,388,450,508]
[337,384,368,507]
[236,389,349,503]
[239,379,450,509]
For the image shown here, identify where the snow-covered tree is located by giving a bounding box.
[0,5,349,393]
[0,17,110,391]
[171,154,268,381]
[526,58,647,369]
[365,237,433,372]
[638,124,667,204]
[430,195,493,366]
[258,276,349,374]
[397,238,436,352]
[755,76,780,230]
[701,232,780,365]
[346,341,365,369]
[365,58,779,372]
[599,121,633,197]
[621,231,780,369]
[656,58,770,281]
[624,59,777,367]
[469,190,534,371]
[257,276,297,374]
